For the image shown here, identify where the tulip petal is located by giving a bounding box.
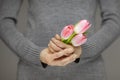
[81,24,91,34]
[71,34,87,46]
[61,25,74,40]
[74,20,91,34]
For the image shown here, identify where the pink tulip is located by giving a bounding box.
[71,34,87,46]
[74,20,91,34]
[61,25,74,40]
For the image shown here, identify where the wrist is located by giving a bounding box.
[39,48,47,64]
[39,48,48,68]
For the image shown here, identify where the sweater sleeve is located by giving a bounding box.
[81,0,120,60]
[0,0,46,67]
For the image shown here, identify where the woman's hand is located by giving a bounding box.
[40,34,82,66]
[48,34,82,58]
[40,48,77,66]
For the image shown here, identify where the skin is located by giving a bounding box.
[40,34,82,66]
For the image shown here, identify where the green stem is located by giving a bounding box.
[61,38,64,42]
[62,38,67,43]
[66,32,76,44]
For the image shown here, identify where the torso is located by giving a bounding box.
[25,0,97,47]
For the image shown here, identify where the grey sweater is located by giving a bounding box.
[0,0,120,80]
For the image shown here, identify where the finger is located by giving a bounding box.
[55,34,61,40]
[62,47,75,56]
[48,46,55,53]
[52,37,74,49]
[51,37,69,49]
[51,50,66,59]
[52,47,74,59]
[54,54,77,66]
[49,40,62,52]
[61,54,77,66]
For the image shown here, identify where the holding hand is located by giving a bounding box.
[40,20,91,67]
[40,47,77,66]
[40,34,81,67]
[48,34,82,59]
[40,34,81,66]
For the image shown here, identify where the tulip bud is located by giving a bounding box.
[71,34,87,46]
[74,20,91,34]
[61,25,74,40]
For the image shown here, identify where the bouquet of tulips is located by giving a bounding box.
[60,20,91,47]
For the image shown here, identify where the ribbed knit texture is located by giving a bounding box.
[0,0,120,80]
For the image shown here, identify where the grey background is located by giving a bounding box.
[0,0,120,80]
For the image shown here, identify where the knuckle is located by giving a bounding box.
[65,49,72,54]
[59,42,65,47]
[56,41,61,45]
[54,40,59,44]
[55,53,61,58]
[63,50,70,56]
[50,48,54,52]
[55,47,60,51]
[51,43,55,48]
[65,52,71,56]
[65,49,69,53]
[52,38,57,42]
[56,47,61,51]
[52,45,56,49]
[69,47,75,53]
[71,47,75,51]
[69,57,74,61]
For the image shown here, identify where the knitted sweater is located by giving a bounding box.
[0,0,120,80]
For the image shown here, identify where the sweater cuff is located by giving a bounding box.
[74,58,80,63]
[41,61,48,68]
